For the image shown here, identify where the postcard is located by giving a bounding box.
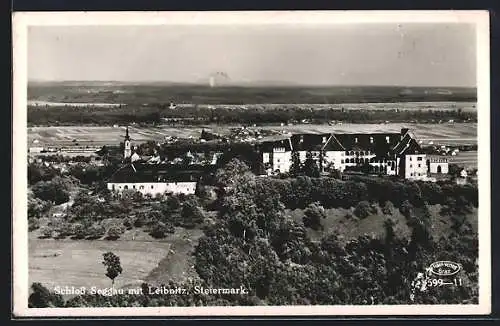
[12,10,491,317]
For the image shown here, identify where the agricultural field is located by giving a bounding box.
[28,227,202,297]
[449,151,478,169]
[28,123,477,147]
[257,122,478,144]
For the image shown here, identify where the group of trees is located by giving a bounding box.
[29,104,477,126]
[29,158,479,307]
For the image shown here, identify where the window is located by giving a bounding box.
[355,137,358,143]
[341,159,344,164]
[410,164,413,168]
[277,159,280,163]
[417,157,423,161]
[133,185,136,189]
[140,185,144,190]
[370,137,374,144]
[386,136,390,143]
[151,185,154,189]
[418,164,421,168]
[409,156,412,161]
[124,185,129,190]
[410,173,414,176]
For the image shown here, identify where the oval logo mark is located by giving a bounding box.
[429,261,462,276]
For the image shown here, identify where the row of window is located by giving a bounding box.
[409,164,423,168]
[409,156,424,161]
[112,183,189,191]
[341,158,395,165]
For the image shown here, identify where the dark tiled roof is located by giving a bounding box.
[334,133,401,157]
[108,163,208,183]
[258,138,293,152]
[290,133,331,151]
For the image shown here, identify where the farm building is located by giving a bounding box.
[258,128,449,180]
[106,163,201,196]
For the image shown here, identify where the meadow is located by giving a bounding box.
[28,227,203,297]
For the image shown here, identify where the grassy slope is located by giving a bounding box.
[286,204,477,244]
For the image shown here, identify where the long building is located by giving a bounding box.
[258,128,449,180]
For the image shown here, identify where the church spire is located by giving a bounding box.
[123,126,132,159]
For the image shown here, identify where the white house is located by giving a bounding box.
[106,163,200,196]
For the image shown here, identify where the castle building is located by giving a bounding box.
[258,128,449,180]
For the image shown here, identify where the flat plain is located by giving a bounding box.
[28,122,477,146]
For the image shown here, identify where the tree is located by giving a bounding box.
[32,177,72,204]
[354,201,373,219]
[302,152,320,177]
[448,163,462,178]
[102,252,123,286]
[289,151,302,176]
[28,283,64,308]
[303,202,326,230]
[181,198,205,228]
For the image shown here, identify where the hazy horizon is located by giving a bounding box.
[28,24,477,88]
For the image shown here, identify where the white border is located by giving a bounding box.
[12,11,491,317]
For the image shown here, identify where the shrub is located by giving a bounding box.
[354,201,372,219]
[181,199,205,228]
[382,201,394,215]
[38,226,54,239]
[106,225,125,240]
[303,202,326,230]
[28,217,40,232]
[32,177,72,205]
[400,200,413,218]
[86,223,106,240]
[28,283,64,308]
[149,222,175,239]
[71,223,86,239]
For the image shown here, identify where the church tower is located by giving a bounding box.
[124,126,132,159]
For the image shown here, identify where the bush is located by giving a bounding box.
[382,201,394,215]
[38,226,54,239]
[400,200,413,218]
[86,223,106,240]
[71,223,86,239]
[54,222,73,239]
[303,202,326,230]
[354,201,372,219]
[149,222,175,239]
[28,217,40,232]
[106,225,125,240]
[180,199,205,228]
[28,283,64,308]
[32,177,72,205]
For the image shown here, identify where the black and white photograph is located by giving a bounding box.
[12,11,490,317]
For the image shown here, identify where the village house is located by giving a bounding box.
[106,127,214,196]
[106,163,201,196]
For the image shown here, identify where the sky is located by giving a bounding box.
[28,23,477,87]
